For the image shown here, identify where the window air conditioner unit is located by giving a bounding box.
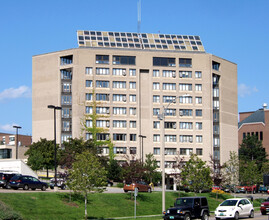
[179,110,184,116]
[173,124,177,129]
[106,109,110,114]
[106,121,110,128]
[122,72,126,76]
[172,73,176,78]
[189,140,193,143]
[123,97,127,102]
[179,73,183,78]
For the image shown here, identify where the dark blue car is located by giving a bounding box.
[9,175,48,191]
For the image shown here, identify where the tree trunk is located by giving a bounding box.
[85,193,87,220]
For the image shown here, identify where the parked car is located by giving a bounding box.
[123,180,151,193]
[212,186,222,191]
[260,197,269,215]
[215,198,254,220]
[243,185,257,194]
[163,196,210,220]
[258,185,269,194]
[49,178,67,190]
[0,171,18,188]
[9,175,48,191]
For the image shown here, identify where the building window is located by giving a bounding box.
[179,135,193,143]
[243,132,246,139]
[153,134,160,142]
[62,108,72,119]
[196,135,203,143]
[153,70,160,77]
[96,133,109,141]
[195,97,202,104]
[165,161,176,168]
[61,134,72,143]
[62,121,71,132]
[0,149,12,159]
[153,82,160,90]
[196,148,203,156]
[113,120,127,128]
[85,67,93,75]
[129,82,136,89]
[179,58,192,67]
[96,55,109,64]
[153,95,160,103]
[213,100,219,109]
[153,148,160,155]
[113,147,127,154]
[195,71,202,78]
[213,88,219,97]
[130,147,137,154]
[162,70,176,78]
[60,55,73,65]
[96,80,109,88]
[86,133,92,140]
[113,134,126,141]
[165,135,177,142]
[113,94,126,102]
[113,81,126,89]
[179,96,192,104]
[129,108,136,115]
[61,95,72,105]
[179,83,192,91]
[96,68,109,75]
[85,93,93,101]
[180,122,193,129]
[86,120,92,128]
[101,147,109,155]
[163,83,176,90]
[96,107,109,114]
[86,80,93,88]
[113,107,126,115]
[113,68,127,76]
[165,108,176,116]
[180,148,193,155]
[213,112,219,122]
[129,69,136,76]
[62,83,72,93]
[195,84,202,91]
[196,122,202,130]
[212,61,220,71]
[96,93,109,101]
[129,95,136,102]
[61,69,72,80]
[113,56,136,65]
[179,71,192,78]
[196,109,202,116]
[85,106,93,114]
[164,122,176,129]
[260,131,263,141]
[153,108,160,116]
[130,134,137,141]
[153,121,160,129]
[163,96,176,103]
[213,125,219,134]
[179,109,192,116]
[213,137,220,147]
[130,121,137,128]
[153,57,176,67]
[165,148,176,155]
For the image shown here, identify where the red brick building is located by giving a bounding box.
[238,104,268,155]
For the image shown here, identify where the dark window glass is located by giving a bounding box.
[84,31,89,35]
[111,43,116,47]
[115,32,120,36]
[193,46,198,50]
[165,35,171,38]
[161,40,166,43]
[113,56,136,65]
[91,36,96,40]
[153,57,176,67]
[163,45,168,49]
[135,44,141,48]
[96,32,101,36]
[116,43,122,47]
[109,32,114,36]
[155,39,160,43]
[180,46,186,49]
[143,39,148,43]
[173,40,178,44]
[103,37,108,41]
[127,33,132,37]
[175,46,180,49]
[195,36,200,40]
[157,45,162,48]
[189,36,194,40]
[123,43,128,47]
[90,31,95,35]
[243,133,246,139]
[177,35,182,39]
[96,55,109,64]
[159,34,164,38]
[191,41,196,45]
[196,109,202,116]
[197,41,202,45]
[134,38,139,42]
[142,34,147,38]
[133,33,138,37]
[121,33,126,36]
[150,44,156,48]
[60,55,73,65]
[144,44,150,48]
[78,36,84,40]
[122,38,127,42]
[98,42,103,46]
[129,43,134,47]
[183,35,188,39]
[79,41,84,45]
[85,36,90,40]
[212,61,220,71]
[97,37,102,40]
[260,132,263,140]
[179,58,192,67]
[167,40,172,44]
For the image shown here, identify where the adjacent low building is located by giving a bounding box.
[32,30,238,171]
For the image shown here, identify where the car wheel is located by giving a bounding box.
[261,211,266,215]
[124,190,128,193]
[184,214,191,220]
[249,210,254,218]
[61,184,66,190]
[147,188,152,193]
[31,188,36,190]
[23,184,29,190]
[234,212,239,220]
[41,185,46,191]
[201,212,209,220]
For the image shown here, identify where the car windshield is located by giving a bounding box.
[220,200,237,206]
[10,175,21,181]
[175,198,193,206]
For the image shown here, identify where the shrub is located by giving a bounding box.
[0,200,23,220]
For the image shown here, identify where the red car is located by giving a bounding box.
[123,181,152,193]
[260,197,269,215]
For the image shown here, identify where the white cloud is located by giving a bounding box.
[238,83,258,98]
[0,123,19,133]
[0,86,31,101]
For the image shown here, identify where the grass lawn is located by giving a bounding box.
[0,191,260,220]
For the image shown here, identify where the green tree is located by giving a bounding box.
[67,151,107,220]
[24,138,55,177]
[107,159,123,182]
[144,153,161,184]
[222,151,240,192]
[239,135,267,170]
[180,154,213,193]
[121,157,146,182]
[239,160,261,186]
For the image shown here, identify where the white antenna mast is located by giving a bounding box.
[137,0,141,34]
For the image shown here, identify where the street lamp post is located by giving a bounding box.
[158,94,189,212]
[13,125,22,159]
[138,135,146,163]
[48,105,62,189]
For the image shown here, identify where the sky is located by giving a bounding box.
[0,0,268,136]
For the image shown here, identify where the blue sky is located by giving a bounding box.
[0,0,268,135]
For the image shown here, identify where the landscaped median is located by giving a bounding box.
[0,191,262,220]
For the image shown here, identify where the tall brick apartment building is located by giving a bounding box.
[32,30,238,171]
[238,104,268,154]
